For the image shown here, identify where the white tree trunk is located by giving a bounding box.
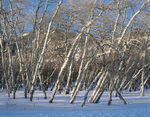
[30,0,63,101]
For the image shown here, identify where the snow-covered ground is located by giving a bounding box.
[0,89,150,117]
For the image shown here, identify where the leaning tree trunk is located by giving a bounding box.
[30,0,63,101]
[80,69,103,107]
[71,28,89,99]
[88,70,106,103]
[38,70,47,99]
[114,88,127,104]
[70,48,99,104]
[108,75,118,106]
[49,9,104,103]
[91,71,108,103]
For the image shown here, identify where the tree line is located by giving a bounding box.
[0,0,150,107]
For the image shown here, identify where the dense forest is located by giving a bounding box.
[0,0,150,107]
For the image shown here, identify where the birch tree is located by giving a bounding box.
[30,0,63,101]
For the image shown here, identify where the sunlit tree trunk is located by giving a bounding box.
[30,0,63,101]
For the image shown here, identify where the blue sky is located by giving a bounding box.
[23,0,147,33]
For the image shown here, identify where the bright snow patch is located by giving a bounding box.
[23,33,29,36]
[0,89,150,117]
